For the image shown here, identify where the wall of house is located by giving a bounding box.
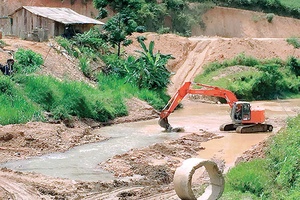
[10,8,55,41]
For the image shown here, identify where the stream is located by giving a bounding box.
[1,99,299,181]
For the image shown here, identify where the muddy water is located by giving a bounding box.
[1,99,299,181]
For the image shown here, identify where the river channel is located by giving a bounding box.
[1,99,299,181]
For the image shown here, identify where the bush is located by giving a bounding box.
[0,76,14,96]
[225,159,271,197]
[287,37,300,49]
[14,48,44,74]
[266,13,275,22]
[287,56,300,76]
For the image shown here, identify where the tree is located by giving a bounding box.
[93,0,144,56]
[126,38,173,90]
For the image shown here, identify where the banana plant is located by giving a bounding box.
[126,39,173,90]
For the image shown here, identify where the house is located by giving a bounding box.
[8,6,104,41]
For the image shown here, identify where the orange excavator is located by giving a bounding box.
[159,82,273,133]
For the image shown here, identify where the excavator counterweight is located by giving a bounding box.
[159,82,273,133]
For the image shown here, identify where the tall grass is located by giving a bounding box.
[222,115,300,199]
[0,76,43,125]
[0,73,168,125]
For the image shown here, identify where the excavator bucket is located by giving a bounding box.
[158,118,172,131]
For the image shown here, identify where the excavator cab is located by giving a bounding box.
[231,102,251,123]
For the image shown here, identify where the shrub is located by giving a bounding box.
[287,37,300,49]
[266,13,275,22]
[14,48,44,74]
[225,159,271,197]
[287,56,300,76]
[79,57,92,78]
[128,39,173,90]
[0,76,14,96]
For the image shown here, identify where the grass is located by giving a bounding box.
[0,73,168,125]
[0,76,43,125]
[222,115,300,199]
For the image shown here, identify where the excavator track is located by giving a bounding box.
[236,124,273,133]
[219,123,236,131]
[220,123,273,133]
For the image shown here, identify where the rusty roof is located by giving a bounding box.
[10,6,104,25]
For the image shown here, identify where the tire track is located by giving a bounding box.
[168,40,211,94]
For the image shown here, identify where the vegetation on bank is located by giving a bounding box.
[0,36,171,125]
[195,53,300,100]
[213,0,300,19]
[221,115,300,199]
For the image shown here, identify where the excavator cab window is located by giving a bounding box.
[232,102,251,122]
[241,103,251,121]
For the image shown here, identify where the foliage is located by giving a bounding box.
[93,0,213,38]
[223,114,300,199]
[14,74,128,122]
[1,72,169,124]
[195,54,300,100]
[97,73,169,110]
[102,38,173,90]
[213,0,300,19]
[14,48,44,74]
[266,13,275,22]
[266,115,300,198]
[127,39,173,90]
[287,37,300,49]
[56,28,108,78]
[93,0,142,56]
[225,159,271,197]
[287,56,300,76]
[0,76,43,125]
[79,57,92,78]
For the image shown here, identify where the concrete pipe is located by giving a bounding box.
[173,158,224,200]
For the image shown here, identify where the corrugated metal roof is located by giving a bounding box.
[12,6,104,25]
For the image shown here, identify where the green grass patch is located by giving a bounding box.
[223,114,300,199]
[0,76,43,125]
[195,54,300,100]
[0,73,168,125]
[225,159,271,197]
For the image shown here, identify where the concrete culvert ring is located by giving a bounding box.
[173,158,225,200]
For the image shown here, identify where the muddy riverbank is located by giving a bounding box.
[1,98,298,199]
